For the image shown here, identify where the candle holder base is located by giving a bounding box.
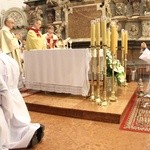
[96,97,102,105]
[101,100,108,106]
[109,90,117,101]
[109,95,117,102]
[90,95,95,101]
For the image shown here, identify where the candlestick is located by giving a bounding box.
[95,18,102,104]
[121,29,125,48]
[115,29,118,56]
[90,20,96,100]
[124,30,128,54]
[107,27,111,48]
[111,23,117,54]
[121,29,125,66]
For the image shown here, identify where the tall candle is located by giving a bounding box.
[95,18,100,45]
[107,27,111,48]
[91,20,96,46]
[124,30,128,54]
[115,29,118,52]
[110,23,117,54]
[101,17,107,45]
[121,29,125,50]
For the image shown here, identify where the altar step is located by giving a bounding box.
[25,82,138,124]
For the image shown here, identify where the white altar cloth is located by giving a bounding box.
[24,49,91,96]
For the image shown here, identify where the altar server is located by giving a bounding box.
[0,50,44,149]
[44,25,58,49]
[26,19,46,50]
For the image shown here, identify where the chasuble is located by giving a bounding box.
[26,28,46,50]
[0,26,22,71]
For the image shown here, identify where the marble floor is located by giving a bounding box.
[28,111,150,150]
[22,81,150,150]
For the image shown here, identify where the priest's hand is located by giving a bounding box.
[141,42,147,49]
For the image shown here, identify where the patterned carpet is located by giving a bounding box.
[120,92,150,133]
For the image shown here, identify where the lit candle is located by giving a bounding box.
[91,20,96,46]
[115,29,118,53]
[95,18,100,45]
[101,17,107,45]
[121,29,125,50]
[107,27,111,48]
[110,23,117,54]
[124,30,128,54]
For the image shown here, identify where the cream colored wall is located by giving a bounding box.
[0,0,25,11]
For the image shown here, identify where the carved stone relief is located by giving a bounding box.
[54,8,62,21]
[126,23,140,39]
[112,0,128,16]
[54,24,65,39]
[144,0,150,15]
[141,21,150,37]
[0,7,28,38]
[24,5,44,25]
[129,0,141,16]
[1,7,28,28]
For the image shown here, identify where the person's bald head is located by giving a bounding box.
[4,17,15,29]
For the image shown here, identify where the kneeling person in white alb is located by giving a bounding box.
[0,49,44,149]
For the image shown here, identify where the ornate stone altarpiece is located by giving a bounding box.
[23,0,105,40]
[1,0,150,49]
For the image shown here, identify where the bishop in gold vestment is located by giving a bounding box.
[26,19,46,50]
[0,17,22,71]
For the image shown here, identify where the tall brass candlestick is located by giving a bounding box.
[124,53,128,86]
[101,45,108,106]
[121,29,125,66]
[110,23,117,55]
[95,18,102,105]
[90,20,96,100]
[107,27,111,48]
[109,22,118,101]
[124,30,128,55]
[109,53,117,102]
[124,30,128,86]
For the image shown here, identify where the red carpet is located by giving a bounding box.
[21,89,40,98]
[120,92,150,133]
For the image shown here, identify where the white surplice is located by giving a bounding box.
[0,52,40,149]
[139,48,150,96]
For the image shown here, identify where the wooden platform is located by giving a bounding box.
[24,82,138,124]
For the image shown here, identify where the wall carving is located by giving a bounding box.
[111,0,150,41]
[1,7,28,28]
[0,7,28,38]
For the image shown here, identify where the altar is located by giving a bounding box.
[24,49,91,96]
